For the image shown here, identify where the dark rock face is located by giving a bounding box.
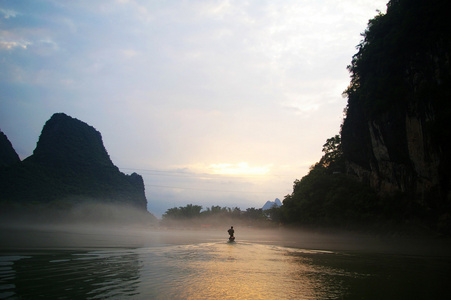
[341,0,451,214]
[0,131,20,167]
[0,113,148,210]
[343,103,445,199]
[30,113,114,168]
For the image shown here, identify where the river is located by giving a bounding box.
[1,225,450,299]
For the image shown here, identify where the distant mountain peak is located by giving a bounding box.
[262,198,282,210]
[31,113,114,168]
[0,113,149,211]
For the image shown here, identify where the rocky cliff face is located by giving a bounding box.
[341,0,451,214]
[343,100,445,202]
[30,113,115,168]
[0,113,148,211]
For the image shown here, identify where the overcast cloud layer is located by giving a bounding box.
[0,0,387,217]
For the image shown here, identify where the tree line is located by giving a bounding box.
[161,204,274,227]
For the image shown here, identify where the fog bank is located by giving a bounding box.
[2,220,451,258]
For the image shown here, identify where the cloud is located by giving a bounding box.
[0,39,31,50]
[0,8,18,19]
[208,162,272,176]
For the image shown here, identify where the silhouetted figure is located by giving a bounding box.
[228,226,234,239]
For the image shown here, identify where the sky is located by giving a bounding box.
[0,0,388,217]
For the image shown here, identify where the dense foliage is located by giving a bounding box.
[275,135,381,228]
[274,135,430,231]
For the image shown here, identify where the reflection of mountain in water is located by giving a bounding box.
[8,250,141,299]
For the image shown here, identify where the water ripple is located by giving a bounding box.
[1,241,451,299]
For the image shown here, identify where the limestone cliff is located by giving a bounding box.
[341,0,451,215]
[0,113,148,211]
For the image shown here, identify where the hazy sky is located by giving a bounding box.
[1,0,387,217]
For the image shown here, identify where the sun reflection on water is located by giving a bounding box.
[138,242,348,299]
[2,238,451,299]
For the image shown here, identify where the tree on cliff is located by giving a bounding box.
[279,136,378,226]
[318,135,344,173]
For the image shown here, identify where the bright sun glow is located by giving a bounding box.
[208,162,271,176]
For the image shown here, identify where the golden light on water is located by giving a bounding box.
[155,243,342,299]
[3,228,451,299]
[195,244,305,299]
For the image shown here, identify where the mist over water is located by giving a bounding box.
[1,217,451,299]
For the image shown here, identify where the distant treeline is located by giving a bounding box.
[161,204,277,227]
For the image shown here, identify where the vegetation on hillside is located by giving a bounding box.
[270,134,431,232]
[276,136,381,228]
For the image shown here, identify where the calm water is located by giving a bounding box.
[1,227,451,299]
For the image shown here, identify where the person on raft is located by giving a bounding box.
[228,226,234,239]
